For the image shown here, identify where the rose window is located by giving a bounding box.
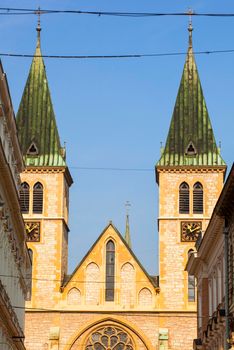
[85,326,134,350]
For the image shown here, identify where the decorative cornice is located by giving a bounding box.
[23,166,73,186]
[0,279,24,338]
[156,165,226,174]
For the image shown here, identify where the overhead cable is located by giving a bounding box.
[1,7,234,17]
[1,48,234,60]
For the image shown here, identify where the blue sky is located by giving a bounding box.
[1,0,234,274]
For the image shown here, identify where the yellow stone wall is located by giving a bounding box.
[61,224,159,311]
[24,312,197,350]
[157,169,225,311]
[22,165,225,350]
[21,169,69,308]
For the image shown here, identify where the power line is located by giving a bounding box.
[1,8,234,17]
[69,166,154,171]
[1,48,234,60]
[0,272,225,283]
[0,303,200,317]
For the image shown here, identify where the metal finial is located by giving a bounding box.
[125,201,131,215]
[36,7,41,36]
[188,8,193,47]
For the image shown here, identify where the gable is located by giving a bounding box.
[61,223,159,310]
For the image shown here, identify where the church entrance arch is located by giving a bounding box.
[67,318,152,350]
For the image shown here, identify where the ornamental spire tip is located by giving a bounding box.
[188,8,193,48]
[36,7,41,47]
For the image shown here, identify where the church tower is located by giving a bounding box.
[16,23,73,308]
[156,24,226,312]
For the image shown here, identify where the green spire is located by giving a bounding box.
[16,23,66,167]
[124,214,132,248]
[157,24,225,168]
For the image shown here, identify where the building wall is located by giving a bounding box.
[24,312,197,350]
[0,63,30,350]
[21,170,70,309]
[157,169,224,311]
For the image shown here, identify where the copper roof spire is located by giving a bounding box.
[156,17,226,169]
[16,9,67,167]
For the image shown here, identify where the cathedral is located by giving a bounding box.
[16,21,226,350]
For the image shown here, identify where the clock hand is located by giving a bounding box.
[190,227,200,233]
[26,224,37,233]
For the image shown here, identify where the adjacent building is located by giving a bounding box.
[187,164,234,350]
[0,60,31,349]
[16,22,226,350]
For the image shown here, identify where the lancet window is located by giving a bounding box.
[193,182,203,214]
[179,182,190,214]
[33,182,43,213]
[19,182,30,213]
[105,240,115,301]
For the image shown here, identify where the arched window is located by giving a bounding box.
[26,249,33,301]
[85,326,134,350]
[187,249,195,302]
[138,288,152,306]
[67,288,81,305]
[188,274,195,302]
[179,182,189,214]
[86,263,100,305]
[33,182,43,213]
[105,240,115,301]
[19,182,30,213]
[193,182,203,214]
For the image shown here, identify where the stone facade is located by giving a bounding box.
[158,169,225,311]
[15,25,228,350]
[186,166,234,350]
[0,61,31,349]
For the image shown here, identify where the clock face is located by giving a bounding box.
[25,222,40,242]
[181,221,202,242]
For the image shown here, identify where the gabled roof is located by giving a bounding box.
[157,26,225,168]
[62,221,158,290]
[16,28,66,167]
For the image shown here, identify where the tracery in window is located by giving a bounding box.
[179,182,189,214]
[85,326,133,350]
[106,240,115,301]
[33,182,43,213]
[193,182,203,214]
[19,182,30,213]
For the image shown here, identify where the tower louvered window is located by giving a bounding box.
[19,182,30,213]
[33,182,43,213]
[193,182,203,214]
[179,182,189,214]
[105,240,115,301]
